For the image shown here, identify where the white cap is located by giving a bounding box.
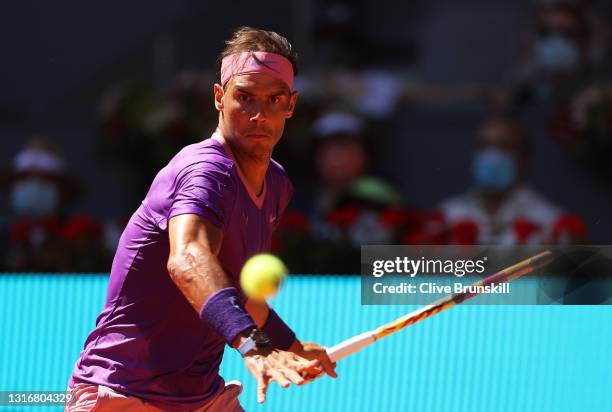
[313,112,364,138]
[13,148,65,174]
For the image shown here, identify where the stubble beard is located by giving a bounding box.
[232,139,273,165]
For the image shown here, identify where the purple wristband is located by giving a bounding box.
[199,287,257,345]
[262,308,296,350]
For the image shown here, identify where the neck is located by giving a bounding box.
[215,127,269,196]
[231,147,269,196]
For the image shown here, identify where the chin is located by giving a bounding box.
[251,144,273,159]
[234,140,271,160]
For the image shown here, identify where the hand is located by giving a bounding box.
[289,341,338,382]
[242,346,321,403]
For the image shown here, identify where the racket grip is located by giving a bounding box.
[326,331,376,363]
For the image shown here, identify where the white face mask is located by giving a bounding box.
[534,34,580,72]
[10,178,59,218]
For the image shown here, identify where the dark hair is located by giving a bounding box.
[535,3,589,42]
[479,114,531,154]
[218,26,299,78]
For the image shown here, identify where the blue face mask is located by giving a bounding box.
[472,149,517,193]
[534,34,580,72]
[10,178,59,218]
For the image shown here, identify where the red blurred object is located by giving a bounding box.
[422,211,448,244]
[270,233,282,253]
[402,209,445,229]
[550,106,581,146]
[552,214,587,243]
[278,210,310,232]
[402,210,450,245]
[378,207,409,228]
[450,220,479,245]
[326,205,361,228]
[513,218,542,244]
[63,215,103,241]
[9,218,63,244]
[423,210,445,231]
[402,229,427,245]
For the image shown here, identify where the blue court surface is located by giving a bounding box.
[1,274,610,411]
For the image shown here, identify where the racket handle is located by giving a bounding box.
[326,331,377,363]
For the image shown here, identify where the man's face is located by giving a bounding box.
[537,7,584,43]
[315,137,367,187]
[477,119,527,176]
[471,119,528,193]
[534,6,587,71]
[214,73,298,162]
[478,120,522,153]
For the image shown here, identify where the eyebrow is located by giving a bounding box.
[233,86,290,97]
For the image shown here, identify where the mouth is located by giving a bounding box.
[246,133,271,139]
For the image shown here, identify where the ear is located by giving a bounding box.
[214,83,225,111]
[286,91,299,119]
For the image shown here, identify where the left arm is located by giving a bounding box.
[245,298,337,380]
[244,298,270,328]
[245,173,336,378]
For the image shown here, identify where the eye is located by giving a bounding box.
[269,95,281,104]
[237,93,250,102]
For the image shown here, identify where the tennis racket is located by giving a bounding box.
[326,250,555,363]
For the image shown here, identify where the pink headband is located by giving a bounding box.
[220,51,294,89]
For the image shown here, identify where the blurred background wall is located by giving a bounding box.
[2,0,612,272]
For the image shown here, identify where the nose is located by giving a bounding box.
[249,101,267,123]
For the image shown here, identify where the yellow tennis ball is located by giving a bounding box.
[240,254,288,300]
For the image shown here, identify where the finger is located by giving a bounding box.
[301,368,325,382]
[318,354,338,378]
[303,364,322,376]
[257,374,268,404]
[297,358,320,373]
[282,354,306,370]
[268,369,291,388]
[281,366,307,386]
[300,359,323,375]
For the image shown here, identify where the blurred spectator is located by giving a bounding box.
[1,139,111,272]
[513,1,611,107]
[275,175,411,274]
[310,111,370,215]
[295,1,408,121]
[575,0,612,65]
[439,115,587,244]
[549,82,612,181]
[97,70,217,201]
[509,2,612,184]
[275,111,412,273]
[2,139,75,271]
[331,176,404,247]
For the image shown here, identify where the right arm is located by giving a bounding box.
[166,213,320,403]
[167,213,230,311]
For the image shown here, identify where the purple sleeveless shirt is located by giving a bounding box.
[69,133,293,411]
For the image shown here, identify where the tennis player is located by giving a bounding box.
[66,26,336,412]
